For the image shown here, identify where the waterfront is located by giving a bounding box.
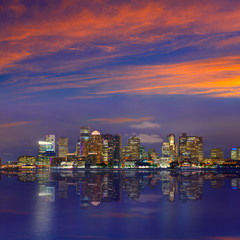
[0,170,240,239]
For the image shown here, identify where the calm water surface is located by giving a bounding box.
[0,170,240,240]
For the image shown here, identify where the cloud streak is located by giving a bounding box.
[92,56,240,98]
[130,121,161,129]
[90,117,154,124]
[1,0,240,74]
[137,134,163,143]
[0,121,39,128]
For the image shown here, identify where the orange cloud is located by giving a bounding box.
[1,0,240,73]
[0,121,39,128]
[4,54,239,99]
[90,117,154,124]
[89,56,240,98]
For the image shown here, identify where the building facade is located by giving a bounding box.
[80,127,91,158]
[58,137,68,159]
[179,133,203,162]
[211,148,224,159]
[231,147,240,160]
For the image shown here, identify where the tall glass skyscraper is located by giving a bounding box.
[58,137,68,159]
[179,133,203,162]
[80,127,90,158]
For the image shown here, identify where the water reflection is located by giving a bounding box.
[2,169,240,205]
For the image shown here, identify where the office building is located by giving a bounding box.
[38,141,55,156]
[101,133,122,166]
[162,134,177,161]
[58,137,68,159]
[46,134,56,152]
[179,133,203,162]
[101,134,114,163]
[89,130,102,165]
[126,136,140,160]
[167,134,178,159]
[231,147,240,160]
[140,145,148,160]
[102,139,108,164]
[148,148,158,160]
[113,134,122,166]
[211,148,224,159]
[80,127,90,158]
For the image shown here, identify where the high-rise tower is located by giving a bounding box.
[179,133,203,162]
[80,127,90,158]
[89,130,102,165]
[58,137,68,159]
[46,134,55,152]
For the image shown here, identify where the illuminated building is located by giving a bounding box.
[101,134,114,163]
[162,142,170,157]
[231,147,240,160]
[102,140,108,164]
[162,134,178,162]
[167,134,178,159]
[179,133,203,162]
[140,145,148,160]
[102,134,123,166]
[122,146,130,160]
[101,134,122,166]
[38,141,55,156]
[89,130,102,165]
[17,156,36,165]
[80,127,90,158]
[46,134,56,152]
[126,136,140,160]
[38,137,56,166]
[58,137,68,159]
[113,134,122,167]
[211,148,224,159]
[76,139,80,157]
[66,153,78,162]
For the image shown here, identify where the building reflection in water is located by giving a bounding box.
[3,170,240,207]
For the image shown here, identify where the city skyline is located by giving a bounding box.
[2,126,240,164]
[1,0,240,161]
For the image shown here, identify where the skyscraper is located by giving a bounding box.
[162,134,178,161]
[101,134,114,163]
[76,139,80,157]
[179,133,203,162]
[139,145,148,160]
[38,141,55,156]
[126,136,140,160]
[167,134,178,159]
[46,134,56,152]
[102,139,108,164]
[101,133,122,166]
[89,130,102,165]
[80,127,90,158]
[231,147,240,160]
[211,148,224,159]
[58,137,68,159]
[113,134,122,164]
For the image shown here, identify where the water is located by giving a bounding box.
[0,169,240,240]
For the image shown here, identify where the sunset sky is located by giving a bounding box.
[0,0,240,161]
